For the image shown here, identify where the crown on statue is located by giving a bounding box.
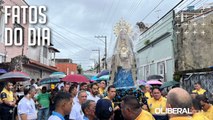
[113,19,132,37]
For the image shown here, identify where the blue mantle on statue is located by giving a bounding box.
[113,67,134,88]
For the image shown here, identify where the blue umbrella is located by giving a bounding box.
[39,77,61,85]
[83,74,94,80]
[160,81,179,89]
[97,70,109,78]
[97,75,110,81]
[50,72,66,78]
[91,76,98,80]
[0,71,30,82]
[0,69,7,74]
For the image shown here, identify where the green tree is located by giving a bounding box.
[77,65,83,74]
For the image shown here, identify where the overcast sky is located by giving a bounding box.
[26,0,212,70]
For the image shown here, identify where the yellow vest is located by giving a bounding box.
[192,89,206,95]
[135,110,155,120]
[145,92,151,99]
[1,88,14,102]
[193,112,209,120]
[147,96,167,115]
[170,116,193,120]
[203,105,213,120]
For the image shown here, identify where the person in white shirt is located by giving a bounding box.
[30,79,38,89]
[69,90,87,120]
[57,82,64,91]
[48,92,73,120]
[87,83,100,103]
[17,86,37,120]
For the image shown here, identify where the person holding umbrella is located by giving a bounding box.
[0,82,17,120]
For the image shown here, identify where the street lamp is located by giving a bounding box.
[95,35,107,69]
[92,49,100,73]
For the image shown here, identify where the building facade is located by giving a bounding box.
[0,0,60,79]
[136,11,175,82]
[55,59,78,75]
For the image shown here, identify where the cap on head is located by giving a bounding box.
[95,99,113,119]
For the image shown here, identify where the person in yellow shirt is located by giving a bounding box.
[143,87,167,119]
[0,82,16,120]
[98,80,106,96]
[167,88,193,120]
[121,95,155,120]
[104,85,119,111]
[192,82,206,95]
[196,95,213,120]
[144,85,152,99]
[192,98,209,120]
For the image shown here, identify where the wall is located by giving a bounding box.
[136,11,175,81]
[56,63,77,75]
[3,0,29,62]
[175,11,213,71]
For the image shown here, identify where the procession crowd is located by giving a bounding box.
[0,79,212,120]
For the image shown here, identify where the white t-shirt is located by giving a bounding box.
[57,83,64,90]
[32,83,38,89]
[87,93,100,103]
[48,115,61,120]
[18,97,37,120]
[69,100,84,120]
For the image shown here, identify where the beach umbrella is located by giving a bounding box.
[62,74,90,83]
[50,72,66,78]
[147,75,163,80]
[0,71,30,82]
[39,77,61,85]
[160,81,179,89]
[147,80,162,85]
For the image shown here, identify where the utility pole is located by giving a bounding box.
[95,35,107,69]
[89,59,96,70]
[92,49,100,73]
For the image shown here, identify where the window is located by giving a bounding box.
[43,46,48,58]
[157,62,165,75]
[144,65,150,80]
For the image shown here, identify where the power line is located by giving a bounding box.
[49,22,94,43]
[106,0,122,28]
[50,28,91,51]
[49,22,107,48]
[129,0,144,19]
[142,0,166,21]
[101,0,117,34]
